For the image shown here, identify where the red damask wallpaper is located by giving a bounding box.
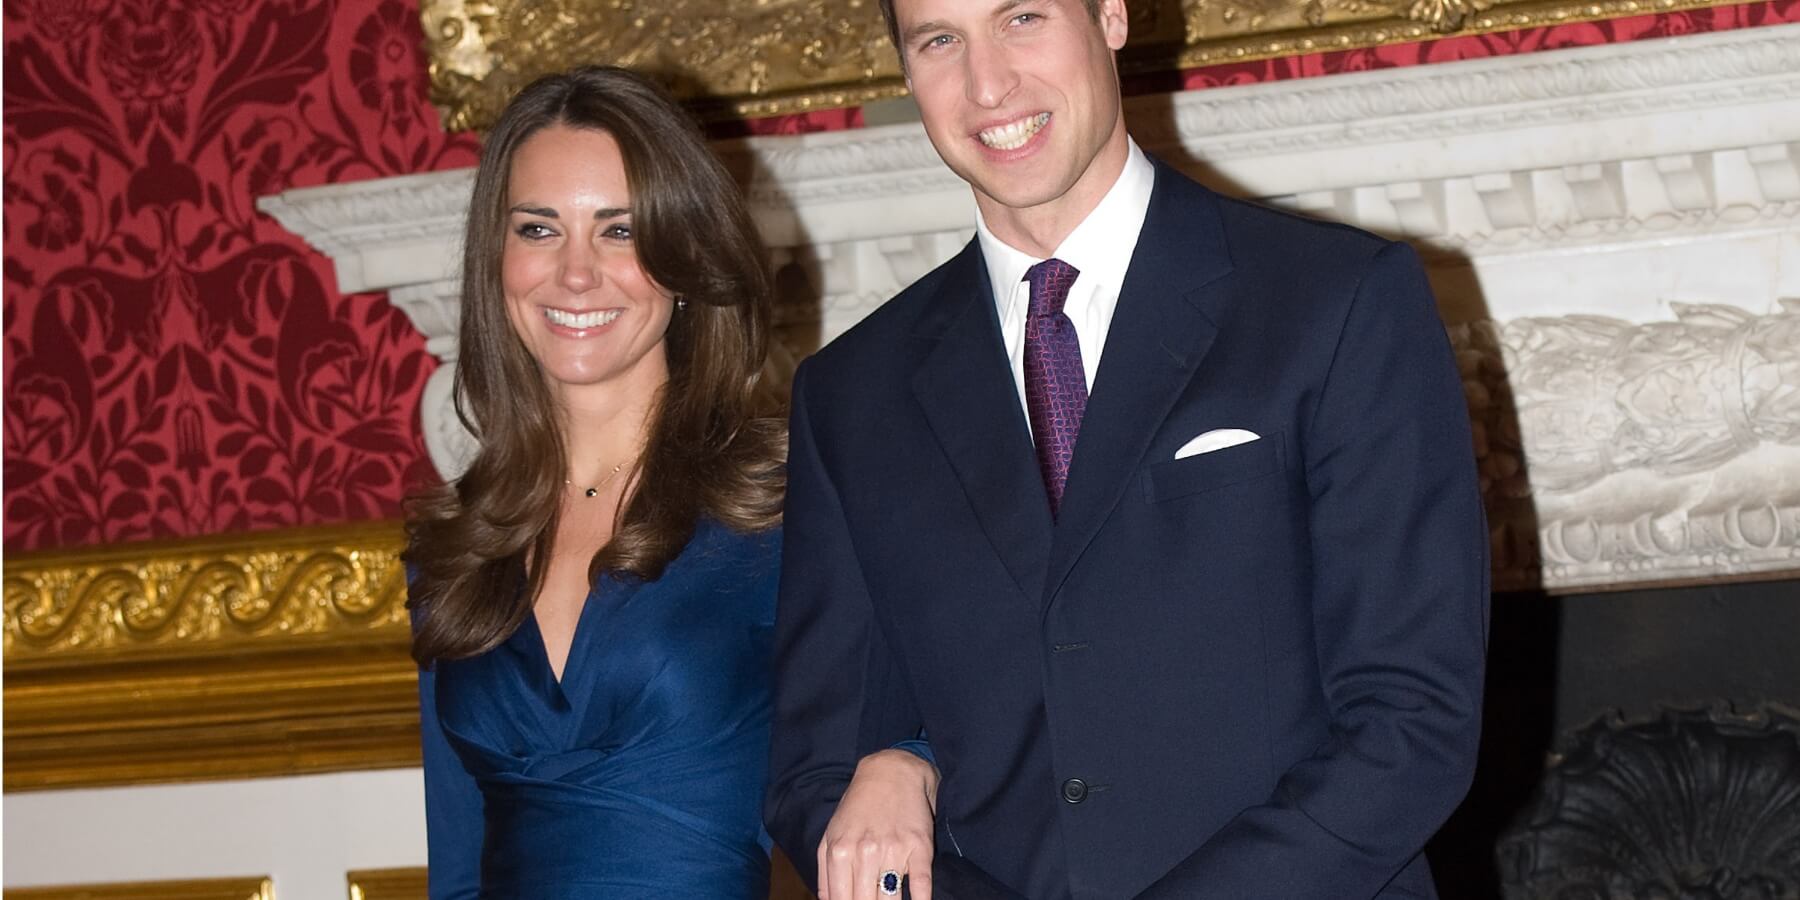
[3,0,480,552]
[5,0,1796,555]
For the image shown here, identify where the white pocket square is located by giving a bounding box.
[1175,429,1261,460]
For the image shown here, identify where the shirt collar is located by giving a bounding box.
[974,138,1154,312]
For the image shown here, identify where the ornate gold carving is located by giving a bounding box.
[5,521,407,660]
[4,522,421,791]
[1163,0,1738,69]
[4,876,274,900]
[347,868,426,900]
[425,0,906,132]
[422,0,1744,131]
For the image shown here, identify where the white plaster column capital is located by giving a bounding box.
[386,280,475,479]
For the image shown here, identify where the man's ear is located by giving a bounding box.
[1100,0,1130,51]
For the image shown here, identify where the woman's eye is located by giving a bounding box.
[515,222,555,240]
[603,223,633,240]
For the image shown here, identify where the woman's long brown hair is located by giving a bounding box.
[405,66,784,667]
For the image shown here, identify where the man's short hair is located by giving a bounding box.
[877,0,1104,63]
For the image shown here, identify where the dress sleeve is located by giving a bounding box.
[763,361,931,887]
[419,662,484,900]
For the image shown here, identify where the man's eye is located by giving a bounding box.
[1012,12,1043,25]
[921,33,954,51]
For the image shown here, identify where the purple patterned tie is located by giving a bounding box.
[1022,258,1086,519]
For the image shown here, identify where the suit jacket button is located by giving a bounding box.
[1061,778,1088,804]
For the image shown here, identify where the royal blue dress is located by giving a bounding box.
[417,521,781,899]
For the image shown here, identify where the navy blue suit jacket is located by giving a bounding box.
[765,159,1489,900]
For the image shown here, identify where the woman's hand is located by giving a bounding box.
[818,748,941,900]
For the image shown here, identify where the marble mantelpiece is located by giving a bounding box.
[263,24,1800,592]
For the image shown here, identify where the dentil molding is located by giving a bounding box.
[260,26,1800,592]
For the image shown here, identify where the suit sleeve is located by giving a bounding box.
[763,361,941,892]
[1135,241,1490,899]
[419,662,483,900]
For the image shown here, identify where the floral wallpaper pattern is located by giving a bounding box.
[4,0,480,551]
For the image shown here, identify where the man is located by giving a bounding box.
[765,0,1489,897]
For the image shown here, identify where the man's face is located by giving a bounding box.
[895,0,1129,219]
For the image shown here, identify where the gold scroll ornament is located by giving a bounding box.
[423,0,1744,132]
[2,521,418,791]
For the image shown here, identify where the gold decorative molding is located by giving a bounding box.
[422,0,1746,131]
[1162,0,1744,66]
[3,522,422,791]
[422,0,902,132]
[4,876,274,900]
[346,868,425,900]
[5,520,408,660]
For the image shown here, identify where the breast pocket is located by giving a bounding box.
[1141,432,1284,502]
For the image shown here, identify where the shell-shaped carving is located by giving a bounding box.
[1499,705,1800,899]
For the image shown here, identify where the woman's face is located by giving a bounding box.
[502,124,675,402]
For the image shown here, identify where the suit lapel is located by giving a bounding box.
[912,242,1055,605]
[1044,164,1238,609]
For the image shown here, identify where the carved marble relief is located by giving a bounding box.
[1453,304,1800,590]
[1460,304,1800,495]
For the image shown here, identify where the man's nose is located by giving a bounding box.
[964,38,1019,109]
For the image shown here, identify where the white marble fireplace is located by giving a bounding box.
[263,23,1800,594]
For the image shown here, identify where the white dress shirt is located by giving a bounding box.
[974,139,1155,427]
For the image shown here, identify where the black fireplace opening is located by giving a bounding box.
[1429,578,1800,899]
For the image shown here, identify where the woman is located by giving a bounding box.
[405,66,784,899]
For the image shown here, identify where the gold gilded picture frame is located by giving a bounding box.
[422,0,1743,132]
[346,869,426,900]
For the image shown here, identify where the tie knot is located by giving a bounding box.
[1024,258,1079,318]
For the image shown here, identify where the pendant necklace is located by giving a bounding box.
[568,458,629,498]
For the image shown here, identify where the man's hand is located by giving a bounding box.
[818,749,941,900]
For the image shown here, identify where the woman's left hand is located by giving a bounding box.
[817,748,941,900]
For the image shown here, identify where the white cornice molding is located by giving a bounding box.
[720,24,1800,229]
[258,171,471,295]
[261,25,1800,288]
[261,25,1800,287]
[723,24,1800,181]
[1143,26,1800,166]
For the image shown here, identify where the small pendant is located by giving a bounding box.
[584,487,599,498]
